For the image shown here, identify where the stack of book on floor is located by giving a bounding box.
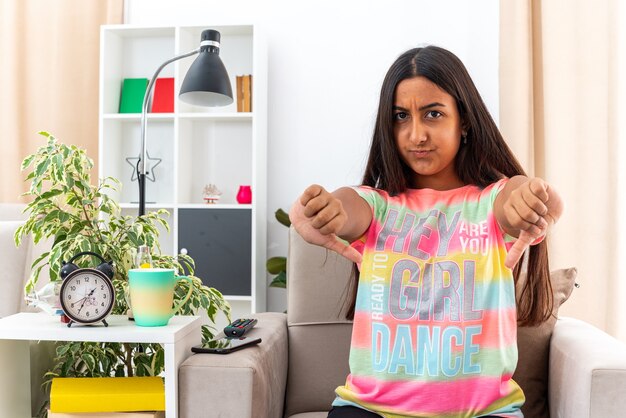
[48,376,165,418]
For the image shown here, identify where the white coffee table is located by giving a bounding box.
[0,312,201,418]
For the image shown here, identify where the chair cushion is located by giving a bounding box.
[286,323,352,417]
[514,267,577,418]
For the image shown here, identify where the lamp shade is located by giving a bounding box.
[179,29,234,106]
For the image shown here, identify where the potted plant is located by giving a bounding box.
[15,132,230,415]
[266,208,291,289]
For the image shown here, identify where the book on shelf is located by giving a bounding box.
[119,78,148,113]
[48,411,164,418]
[50,376,165,413]
[244,74,252,112]
[236,75,242,112]
[151,77,174,113]
[236,74,253,112]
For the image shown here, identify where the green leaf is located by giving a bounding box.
[152,348,164,376]
[61,359,72,376]
[270,271,287,288]
[59,212,70,223]
[53,233,67,248]
[115,365,125,377]
[56,344,70,357]
[201,325,216,343]
[21,154,36,170]
[53,153,64,183]
[127,230,139,246]
[82,353,96,371]
[266,256,287,274]
[102,356,113,375]
[67,194,79,206]
[30,251,50,270]
[275,208,291,227]
[40,189,63,200]
[34,158,51,179]
[43,210,61,226]
[14,224,23,247]
[150,350,164,374]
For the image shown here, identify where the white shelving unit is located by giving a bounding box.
[98,24,267,317]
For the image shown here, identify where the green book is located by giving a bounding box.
[119,78,148,113]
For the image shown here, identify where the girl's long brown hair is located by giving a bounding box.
[345,46,552,327]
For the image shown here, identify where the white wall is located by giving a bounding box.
[125,0,500,312]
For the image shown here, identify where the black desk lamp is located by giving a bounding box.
[138,29,233,216]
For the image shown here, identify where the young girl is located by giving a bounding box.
[290,46,563,418]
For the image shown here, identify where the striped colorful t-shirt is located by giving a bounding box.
[332,179,524,418]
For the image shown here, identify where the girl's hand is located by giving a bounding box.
[501,177,564,268]
[289,184,363,264]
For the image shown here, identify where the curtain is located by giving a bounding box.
[0,0,124,203]
[499,0,624,340]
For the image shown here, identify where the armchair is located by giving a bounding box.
[179,227,626,418]
[0,204,56,416]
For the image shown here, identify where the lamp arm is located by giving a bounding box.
[140,48,199,174]
[138,48,199,216]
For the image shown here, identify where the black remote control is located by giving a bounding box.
[224,318,258,338]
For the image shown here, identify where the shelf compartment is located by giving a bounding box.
[178,118,252,205]
[101,28,176,115]
[102,118,175,205]
[177,26,253,115]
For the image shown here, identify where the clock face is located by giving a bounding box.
[60,268,115,324]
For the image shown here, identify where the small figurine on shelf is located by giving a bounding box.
[203,184,222,204]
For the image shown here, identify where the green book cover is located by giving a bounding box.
[119,78,148,113]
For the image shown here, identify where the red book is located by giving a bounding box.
[151,77,174,113]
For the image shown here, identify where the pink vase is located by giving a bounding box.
[236,185,252,204]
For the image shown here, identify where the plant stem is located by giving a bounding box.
[124,343,133,377]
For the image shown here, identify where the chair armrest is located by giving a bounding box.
[179,312,288,418]
[549,316,626,418]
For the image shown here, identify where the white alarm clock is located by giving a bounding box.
[58,252,116,327]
